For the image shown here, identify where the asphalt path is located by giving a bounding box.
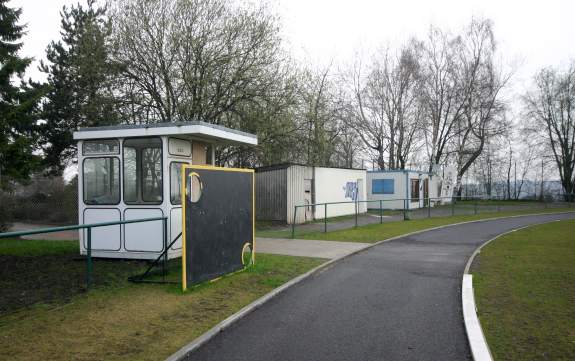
[184,213,575,361]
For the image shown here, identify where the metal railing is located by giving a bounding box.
[0,216,168,289]
[290,195,575,238]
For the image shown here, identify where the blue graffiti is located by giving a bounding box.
[343,182,358,201]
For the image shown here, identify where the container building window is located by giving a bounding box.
[83,157,120,205]
[123,137,163,204]
[372,179,394,194]
[411,179,420,200]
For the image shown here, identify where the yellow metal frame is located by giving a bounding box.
[180,164,255,291]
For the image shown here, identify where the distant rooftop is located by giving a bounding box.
[367,168,432,174]
[73,121,257,146]
[256,163,366,172]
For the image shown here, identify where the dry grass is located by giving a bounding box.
[0,254,323,361]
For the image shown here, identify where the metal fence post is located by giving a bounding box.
[403,199,407,220]
[451,199,455,216]
[324,203,327,233]
[355,201,358,227]
[291,206,297,239]
[428,198,431,218]
[379,200,383,224]
[162,217,168,281]
[86,227,92,289]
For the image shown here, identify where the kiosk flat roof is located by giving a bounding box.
[73,121,258,146]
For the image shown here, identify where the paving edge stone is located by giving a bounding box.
[167,211,575,361]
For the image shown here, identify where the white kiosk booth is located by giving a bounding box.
[73,121,258,260]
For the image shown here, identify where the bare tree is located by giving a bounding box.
[513,145,535,200]
[452,18,511,196]
[109,0,305,167]
[345,43,423,170]
[333,121,361,168]
[110,0,284,123]
[297,64,340,166]
[419,26,466,174]
[524,63,575,201]
[506,145,513,199]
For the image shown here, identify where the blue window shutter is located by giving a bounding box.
[372,179,394,194]
[382,179,394,194]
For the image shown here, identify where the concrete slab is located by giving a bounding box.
[256,237,369,259]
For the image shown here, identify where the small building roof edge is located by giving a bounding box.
[73,120,257,146]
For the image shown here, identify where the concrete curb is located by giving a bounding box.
[461,218,565,361]
[167,210,575,361]
[462,274,492,361]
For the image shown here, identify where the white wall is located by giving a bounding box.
[313,168,367,219]
[440,166,457,201]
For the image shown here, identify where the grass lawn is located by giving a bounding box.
[471,219,575,361]
[366,208,403,216]
[256,202,572,239]
[0,238,77,256]
[0,239,324,361]
[289,207,575,243]
[457,199,545,206]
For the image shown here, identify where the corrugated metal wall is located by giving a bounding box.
[255,168,287,221]
[286,165,312,224]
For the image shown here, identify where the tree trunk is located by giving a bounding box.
[454,173,463,199]
[562,167,574,201]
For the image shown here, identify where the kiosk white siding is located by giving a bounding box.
[77,136,195,260]
[82,208,121,250]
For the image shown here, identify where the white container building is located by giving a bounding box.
[73,121,257,260]
[256,164,367,224]
[366,169,446,210]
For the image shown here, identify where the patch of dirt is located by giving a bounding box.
[0,253,147,315]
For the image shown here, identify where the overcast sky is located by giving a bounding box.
[12,0,575,95]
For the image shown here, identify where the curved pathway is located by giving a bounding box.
[184,213,575,361]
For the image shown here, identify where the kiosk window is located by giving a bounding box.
[83,157,120,205]
[170,162,187,205]
[83,139,119,155]
[123,137,163,204]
